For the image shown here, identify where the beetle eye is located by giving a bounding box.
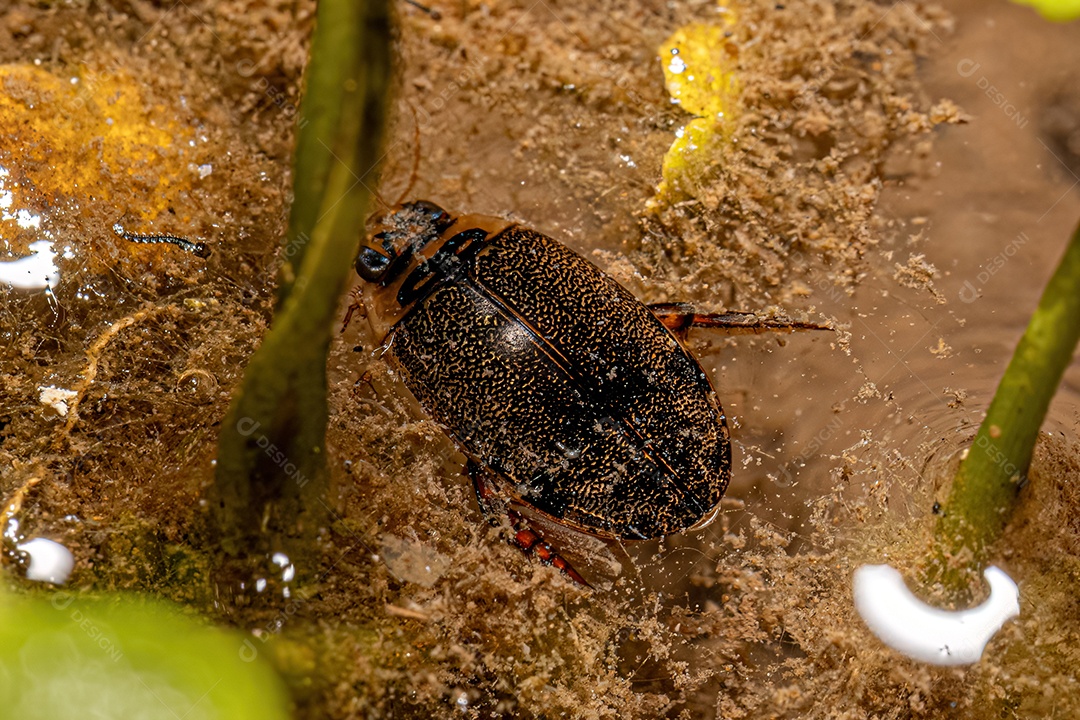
[356,245,392,281]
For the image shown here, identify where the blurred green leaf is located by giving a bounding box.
[0,593,289,720]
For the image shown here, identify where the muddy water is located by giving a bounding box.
[343,1,1080,715]
[0,0,1078,718]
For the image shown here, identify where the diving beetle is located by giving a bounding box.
[351,201,822,585]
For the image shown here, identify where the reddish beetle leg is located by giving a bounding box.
[648,302,831,342]
[470,461,592,588]
[341,287,368,333]
[506,507,592,588]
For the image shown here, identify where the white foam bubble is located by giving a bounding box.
[18,537,75,585]
[854,564,1019,666]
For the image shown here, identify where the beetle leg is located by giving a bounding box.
[341,287,368,333]
[648,302,831,341]
[468,460,592,588]
[469,459,507,526]
[506,508,593,588]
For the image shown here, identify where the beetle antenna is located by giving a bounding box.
[366,103,422,219]
[370,187,392,214]
[391,103,423,207]
[403,0,442,20]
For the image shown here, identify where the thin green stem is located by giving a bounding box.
[212,0,391,556]
[929,221,1080,599]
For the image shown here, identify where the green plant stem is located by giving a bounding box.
[212,0,391,556]
[930,221,1080,598]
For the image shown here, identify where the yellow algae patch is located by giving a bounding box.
[652,17,740,208]
[1010,0,1080,20]
[0,63,198,268]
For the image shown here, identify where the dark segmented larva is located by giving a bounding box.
[113,224,211,259]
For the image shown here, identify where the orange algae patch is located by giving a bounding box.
[0,63,200,266]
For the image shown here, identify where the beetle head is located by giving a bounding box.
[357,200,455,283]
